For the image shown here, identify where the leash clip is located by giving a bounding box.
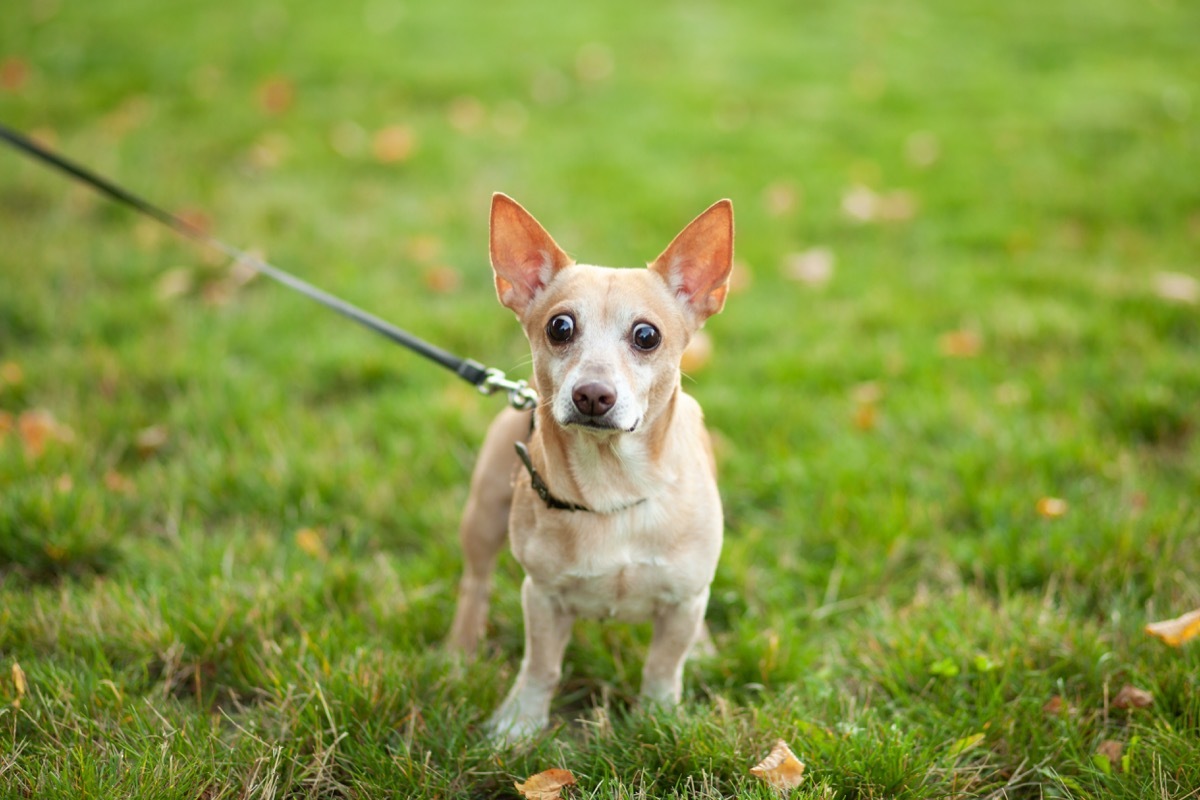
[478,368,539,411]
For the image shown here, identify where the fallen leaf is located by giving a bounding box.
[104,470,135,494]
[784,247,834,286]
[372,124,416,163]
[948,732,986,757]
[1154,272,1199,305]
[841,185,917,223]
[423,265,461,294]
[17,409,73,458]
[762,181,800,217]
[0,57,29,92]
[1094,740,1124,773]
[1036,497,1068,519]
[258,75,294,115]
[447,95,486,132]
[295,528,328,560]
[12,662,26,707]
[938,329,982,358]
[514,768,576,800]
[155,267,194,301]
[749,739,806,794]
[135,424,170,455]
[0,361,22,387]
[680,330,713,373]
[1112,684,1153,710]
[1145,608,1200,647]
[1042,695,1070,716]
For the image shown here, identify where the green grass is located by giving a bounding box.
[2,0,1199,796]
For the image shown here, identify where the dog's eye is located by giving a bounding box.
[546,314,575,343]
[631,323,661,351]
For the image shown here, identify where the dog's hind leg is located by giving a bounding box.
[446,407,531,654]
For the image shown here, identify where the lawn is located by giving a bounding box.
[1,0,1199,797]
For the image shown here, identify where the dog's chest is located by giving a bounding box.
[521,512,713,622]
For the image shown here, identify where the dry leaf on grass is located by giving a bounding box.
[258,75,295,115]
[1,361,23,387]
[1042,695,1072,716]
[1,57,29,92]
[784,247,834,286]
[372,124,416,163]
[17,409,74,458]
[1036,497,1068,519]
[938,329,982,358]
[1145,608,1200,647]
[295,528,328,560]
[423,265,462,294]
[750,739,806,794]
[104,470,136,495]
[1112,684,1153,710]
[1094,740,1124,772]
[135,425,170,456]
[1153,272,1199,305]
[514,768,576,800]
[12,662,26,707]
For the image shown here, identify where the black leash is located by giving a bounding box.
[0,122,537,410]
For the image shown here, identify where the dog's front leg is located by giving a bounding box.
[487,576,573,742]
[639,590,710,708]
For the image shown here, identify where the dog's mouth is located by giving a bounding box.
[566,415,640,434]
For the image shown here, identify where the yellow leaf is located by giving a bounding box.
[1145,608,1200,647]
[12,662,26,697]
[749,739,806,794]
[948,732,986,757]
[372,124,416,164]
[1036,497,1068,519]
[938,329,982,358]
[514,768,576,800]
[0,361,23,387]
[295,528,328,560]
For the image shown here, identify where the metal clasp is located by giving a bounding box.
[478,368,539,410]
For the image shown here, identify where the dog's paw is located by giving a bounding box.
[485,704,547,747]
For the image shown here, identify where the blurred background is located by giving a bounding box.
[1,0,1198,795]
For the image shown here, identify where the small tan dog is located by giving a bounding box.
[447,193,733,740]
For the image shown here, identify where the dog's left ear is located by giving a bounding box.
[650,199,734,323]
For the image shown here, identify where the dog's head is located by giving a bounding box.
[489,193,733,435]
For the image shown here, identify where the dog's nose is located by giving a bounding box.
[572,381,616,417]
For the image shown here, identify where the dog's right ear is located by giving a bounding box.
[490,193,574,315]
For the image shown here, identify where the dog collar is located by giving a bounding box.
[514,441,646,514]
